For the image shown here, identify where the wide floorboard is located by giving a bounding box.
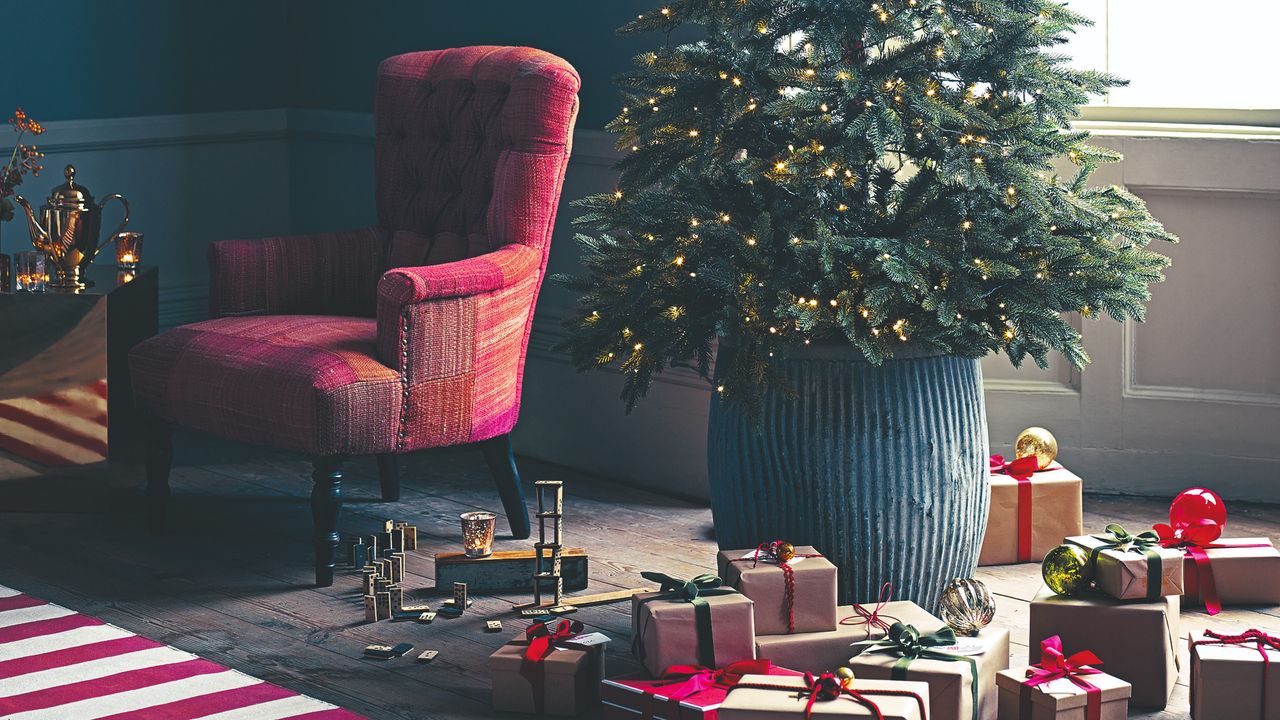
[1,434,1275,719]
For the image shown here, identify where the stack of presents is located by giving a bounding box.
[487,434,1280,719]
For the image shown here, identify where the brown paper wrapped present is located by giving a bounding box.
[1189,628,1280,720]
[718,545,838,635]
[719,673,932,719]
[979,459,1083,566]
[846,623,1010,720]
[1178,538,1280,611]
[996,666,1131,720]
[757,600,945,674]
[1064,526,1184,601]
[632,572,757,678]
[1028,586,1178,708]
[489,620,609,716]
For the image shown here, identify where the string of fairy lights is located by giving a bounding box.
[567,1,1168,388]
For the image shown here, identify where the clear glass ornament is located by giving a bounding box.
[938,578,996,636]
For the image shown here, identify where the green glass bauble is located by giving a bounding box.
[1041,544,1092,595]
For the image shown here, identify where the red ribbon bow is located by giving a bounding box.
[733,541,821,634]
[989,454,1047,562]
[1193,629,1280,719]
[840,582,900,640]
[1023,636,1104,720]
[728,672,929,720]
[520,619,585,714]
[651,659,775,703]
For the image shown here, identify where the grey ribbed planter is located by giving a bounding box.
[707,341,989,613]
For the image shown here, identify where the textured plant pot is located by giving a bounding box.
[707,341,989,612]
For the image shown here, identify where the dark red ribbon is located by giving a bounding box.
[840,582,900,641]
[1022,635,1104,720]
[731,541,821,634]
[990,454,1045,562]
[728,671,929,720]
[1193,629,1280,720]
[519,618,584,713]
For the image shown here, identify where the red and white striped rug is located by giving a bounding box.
[0,584,365,719]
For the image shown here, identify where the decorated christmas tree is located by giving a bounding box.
[557,0,1175,410]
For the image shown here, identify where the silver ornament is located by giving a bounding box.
[938,578,995,637]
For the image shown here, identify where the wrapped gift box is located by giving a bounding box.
[756,601,944,674]
[719,674,932,720]
[1189,629,1280,720]
[846,626,1010,720]
[633,587,757,678]
[1178,538,1280,608]
[1027,586,1178,708]
[490,630,608,716]
[718,546,838,635]
[979,461,1083,566]
[996,665,1131,720]
[601,660,802,720]
[1064,532,1184,601]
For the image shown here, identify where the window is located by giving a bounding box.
[1066,0,1280,125]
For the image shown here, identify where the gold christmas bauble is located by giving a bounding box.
[1041,544,1092,596]
[772,541,796,563]
[1015,426,1058,470]
[835,667,855,686]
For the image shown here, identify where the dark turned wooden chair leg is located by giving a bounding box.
[376,453,400,502]
[144,416,173,534]
[478,433,530,539]
[311,456,346,587]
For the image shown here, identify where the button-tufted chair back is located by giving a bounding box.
[374,46,581,268]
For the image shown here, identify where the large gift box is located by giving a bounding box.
[995,635,1131,720]
[846,623,1010,720]
[718,545,838,635]
[1189,628,1280,720]
[1177,538,1280,612]
[1027,586,1178,708]
[1064,525,1184,601]
[489,620,609,716]
[979,457,1083,566]
[719,673,932,720]
[601,660,802,720]
[755,600,944,674]
[633,572,757,678]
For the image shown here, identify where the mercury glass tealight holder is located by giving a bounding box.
[460,511,497,558]
[15,251,46,292]
[115,231,143,270]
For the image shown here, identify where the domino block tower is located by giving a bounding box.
[532,480,567,611]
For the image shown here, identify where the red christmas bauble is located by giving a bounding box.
[1169,488,1226,528]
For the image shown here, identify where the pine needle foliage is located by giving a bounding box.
[555,0,1176,412]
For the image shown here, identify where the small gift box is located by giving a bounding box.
[979,457,1083,566]
[718,543,838,635]
[996,636,1131,720]
[1064,524,1184,601]
[719,673,932,719]
[1189,628,1280,720]
[633,572,757,678]
[1028,586,1178,708]
[756,590,945,674]
[489,619,609,716]
[600,659,802,720]
[846,623,1010,720]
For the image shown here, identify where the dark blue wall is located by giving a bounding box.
[1,0,288,121]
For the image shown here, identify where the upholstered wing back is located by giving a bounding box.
[375,46,581,266]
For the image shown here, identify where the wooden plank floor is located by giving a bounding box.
[0,432,1276,719]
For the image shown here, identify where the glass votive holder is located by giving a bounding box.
[115,231,143,270]
[460,511,497,558]
[15,251,46,292]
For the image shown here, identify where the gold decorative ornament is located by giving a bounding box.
[1015,426,1058,470]
[835,666,855,686]
[1041,543,1092,596]
[14,165,130,290]
[938,577,995,636]
[772,541,796,563]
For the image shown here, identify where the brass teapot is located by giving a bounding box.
[15,164,130,289]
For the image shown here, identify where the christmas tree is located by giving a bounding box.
[556,1,1175,410]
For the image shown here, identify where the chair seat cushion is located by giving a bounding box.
[130,316,402,455]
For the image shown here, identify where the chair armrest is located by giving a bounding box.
[376,243,543,375]
[208,226,386,317]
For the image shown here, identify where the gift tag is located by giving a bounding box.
[934,640,988,656]
[564,632,610,648]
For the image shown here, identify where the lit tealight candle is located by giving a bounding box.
[115,232,144,271]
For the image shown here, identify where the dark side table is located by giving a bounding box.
[0,265,158,465]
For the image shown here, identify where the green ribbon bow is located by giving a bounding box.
[858,622,979,720]
[1089,523,1165,600]
[634,571,737,667]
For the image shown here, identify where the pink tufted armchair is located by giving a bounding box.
[129,47,580,586]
